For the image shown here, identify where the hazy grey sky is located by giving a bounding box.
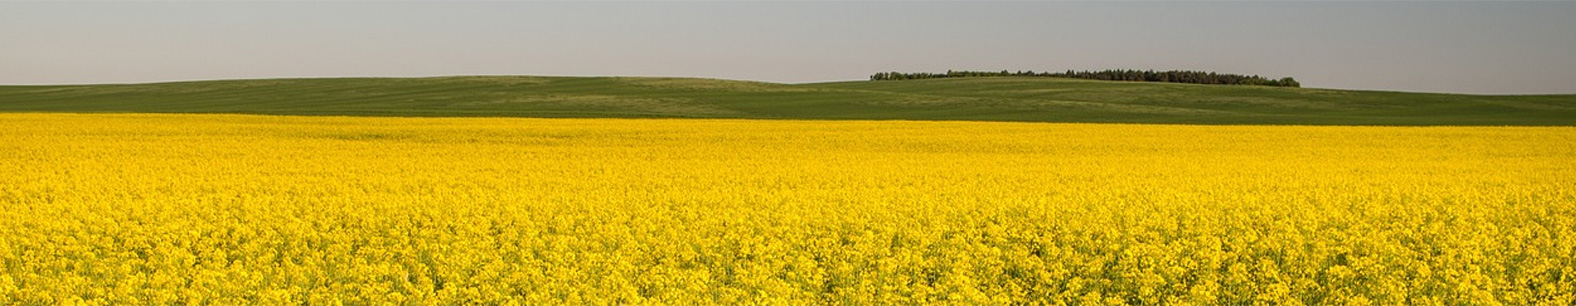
[2,1,1574,94]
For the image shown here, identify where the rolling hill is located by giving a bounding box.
[2,76,1573,125]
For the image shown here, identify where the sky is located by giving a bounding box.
[2,1,1574,94]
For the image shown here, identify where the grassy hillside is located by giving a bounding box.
[2,76,1572,125]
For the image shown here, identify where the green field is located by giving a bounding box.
[2,76,1572,125]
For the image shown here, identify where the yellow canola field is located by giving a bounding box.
[1,113,1573,306]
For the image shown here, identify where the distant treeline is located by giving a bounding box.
[870,70,1300,87]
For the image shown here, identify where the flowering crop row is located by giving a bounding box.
[1,114,1572,305]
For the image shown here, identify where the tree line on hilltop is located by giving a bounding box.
[869,69,1300,87]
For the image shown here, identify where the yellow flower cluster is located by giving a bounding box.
[1,113,1572,305]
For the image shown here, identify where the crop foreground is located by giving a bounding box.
[1,113,1573,305]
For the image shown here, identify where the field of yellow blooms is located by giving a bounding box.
[1,113,1573,305]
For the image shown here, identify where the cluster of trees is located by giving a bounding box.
[869,69,1300,87]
